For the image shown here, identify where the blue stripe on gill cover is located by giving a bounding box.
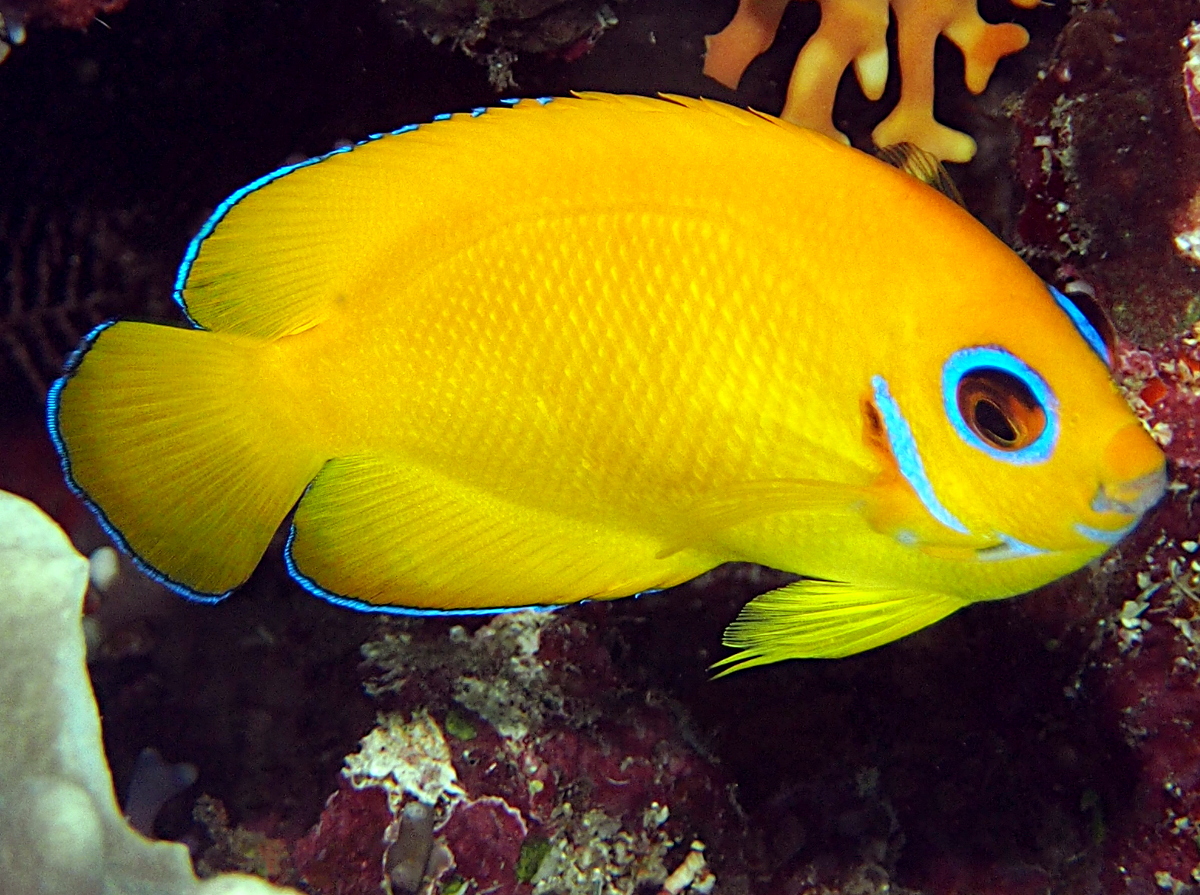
[44,322,234,604]
[172,97,557,324]
[870,375,970,535]
[1049,284,1111,366]
[941,346,1059,465]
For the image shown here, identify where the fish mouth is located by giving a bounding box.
[1074,466,1168,546]
[1089,466,1168,517]
[974,466,1167,559]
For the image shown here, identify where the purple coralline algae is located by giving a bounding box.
[1081,331,1200,890]
[291,611,735,895]
[1174,20,1200,269]
[801,1,1200,887]
[1009,0,1200,344]
[1000,1,1200,884]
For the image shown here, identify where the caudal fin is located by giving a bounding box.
[48,321,325,599]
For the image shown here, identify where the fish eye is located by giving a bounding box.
[956,369,1045,450]
[943,347,1059,464]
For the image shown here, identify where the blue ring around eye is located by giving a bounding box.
[1049,284,1111,366]
[942,347,1059,465]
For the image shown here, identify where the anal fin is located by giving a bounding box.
[714,579,965,674]
[286,455,710,612]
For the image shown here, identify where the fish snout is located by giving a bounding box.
[1093,422,1168,518]
[1091,467,1167,517]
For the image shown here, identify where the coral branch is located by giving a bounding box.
[704,0,1039,160]
[703,0,792,90]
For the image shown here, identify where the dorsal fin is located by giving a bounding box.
[175,130,422,338]
[174,93,805,340]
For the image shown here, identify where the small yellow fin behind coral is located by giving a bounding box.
[714,580,966,673]
[874,142,965,207]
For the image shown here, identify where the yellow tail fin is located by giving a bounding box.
[48,321,325,599]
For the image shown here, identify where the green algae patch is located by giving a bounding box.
[444,710,477,742]
[516,836,551,883]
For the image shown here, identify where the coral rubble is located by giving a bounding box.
[1071,330,1200,888]
[291,612,737,895]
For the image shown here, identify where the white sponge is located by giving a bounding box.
[0,490,298,895]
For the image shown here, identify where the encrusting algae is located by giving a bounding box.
[704,0,1040,161]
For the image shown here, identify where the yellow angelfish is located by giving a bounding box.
[48,94,1165,672]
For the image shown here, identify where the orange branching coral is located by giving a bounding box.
[704,0,1039,162]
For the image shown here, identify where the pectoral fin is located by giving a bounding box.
[656,478,866,559]
[713,579,966,674]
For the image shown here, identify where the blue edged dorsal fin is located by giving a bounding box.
[176,103,532,339]
[176,92,831,341]
[713,579,966,674]
[175,140,387,338]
